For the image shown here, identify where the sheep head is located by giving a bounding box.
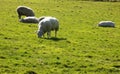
[37,30,44,38]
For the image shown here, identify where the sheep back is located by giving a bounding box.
[20,17,39,23]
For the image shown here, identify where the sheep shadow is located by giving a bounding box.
[45,37,67,41]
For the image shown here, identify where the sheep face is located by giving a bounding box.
[37,30,44,38]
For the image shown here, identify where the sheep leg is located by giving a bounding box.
[55,31,57,37]
[17,11,21,19]
[47,32,51,38]
[18,15,21,19]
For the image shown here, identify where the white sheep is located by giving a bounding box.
[16,6,35,19]
[20,17,39,23]
[98,21,115,27]
[37,16,59,38]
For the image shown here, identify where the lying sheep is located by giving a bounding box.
[20,17,39,23]
[37,16,59,38]
[98,21,115,27]
[16,6,35,19]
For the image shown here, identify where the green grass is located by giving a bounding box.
[0,0,120,74]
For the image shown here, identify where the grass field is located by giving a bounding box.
[0,0,120,74]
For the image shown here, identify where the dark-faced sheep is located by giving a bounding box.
[37,16,59,38]
[16,6,35,19]
[20,17,39,23]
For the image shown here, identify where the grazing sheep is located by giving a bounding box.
[37,16,59,38]
[98,21,115,27]
[20,17,39,23]
[16,6,35,19]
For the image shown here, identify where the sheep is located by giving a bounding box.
[37,16,59,38]
[16,6,35,19]
[98,21,115,27]
[19,17,39,23]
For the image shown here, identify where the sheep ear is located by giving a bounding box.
[38,16,45,22]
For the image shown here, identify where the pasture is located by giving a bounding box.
[0,0,120,74]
